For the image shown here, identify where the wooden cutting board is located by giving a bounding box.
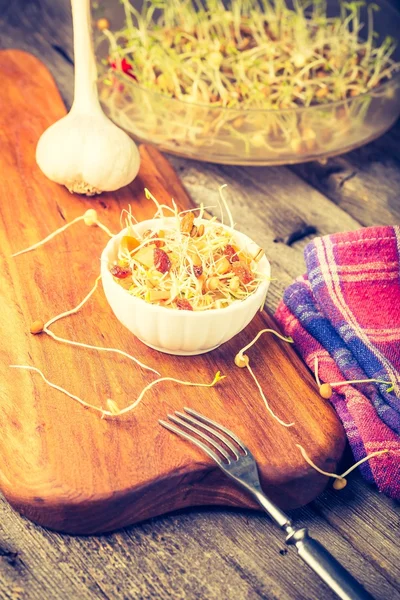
[0,50,346,534]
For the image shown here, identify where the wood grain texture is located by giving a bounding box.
[0,473,398,600]
[0,1,399,599]
[292,123,400,227]
[0,49,346,535]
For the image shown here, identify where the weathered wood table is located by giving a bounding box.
[0,1,399,599]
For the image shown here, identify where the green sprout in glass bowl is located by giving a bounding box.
[95,0,400,165]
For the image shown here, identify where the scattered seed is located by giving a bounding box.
[215,256,231,275]
[83,209,98,226]
[232,116,245,128]
[30,320,44,335]
[234,353,249,368]
[188,250,202,266]
[205,277,219,291]
[332,478,347,490]
[297,443,389,490]
[96,17,110,31]
[315,86,328,99]
[305,138,318,152]
[319,383,333,399]
[290,138,307,154]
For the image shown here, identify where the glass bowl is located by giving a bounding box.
[94,0,400,166]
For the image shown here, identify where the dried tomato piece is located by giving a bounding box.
[154,248,171,273]
[224,244,240,262]
[110,265,132,279]
[193,265,203,278]
[232,261,253,284]
[176,299,193,311]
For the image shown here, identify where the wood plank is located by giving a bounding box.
[291,120,400,228]
[0,472,398,600]
[0,0,74,107]
[307,478,400,590]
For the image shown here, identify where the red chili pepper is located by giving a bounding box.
[109,57,137,81]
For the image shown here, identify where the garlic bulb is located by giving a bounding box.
[36,0,140,196]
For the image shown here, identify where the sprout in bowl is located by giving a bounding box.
[101,211,271,355]
[95,0,400,165]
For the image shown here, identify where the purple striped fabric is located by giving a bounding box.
[275,226,400,498]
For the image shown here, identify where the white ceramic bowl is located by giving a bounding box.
[101,218,271,355]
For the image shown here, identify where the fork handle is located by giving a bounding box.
[286,528,374,600]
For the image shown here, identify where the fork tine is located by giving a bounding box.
[167,415,232,463]
[183,408,248,453]
[159,420,224,465]
[175,411,240,459]
[167,414,231,460]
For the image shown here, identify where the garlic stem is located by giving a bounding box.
[71,0,102,115]
[36,0,140,195]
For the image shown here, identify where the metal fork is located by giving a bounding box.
[159,408,374,600]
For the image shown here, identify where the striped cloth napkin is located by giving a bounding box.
[275,226,400,499]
